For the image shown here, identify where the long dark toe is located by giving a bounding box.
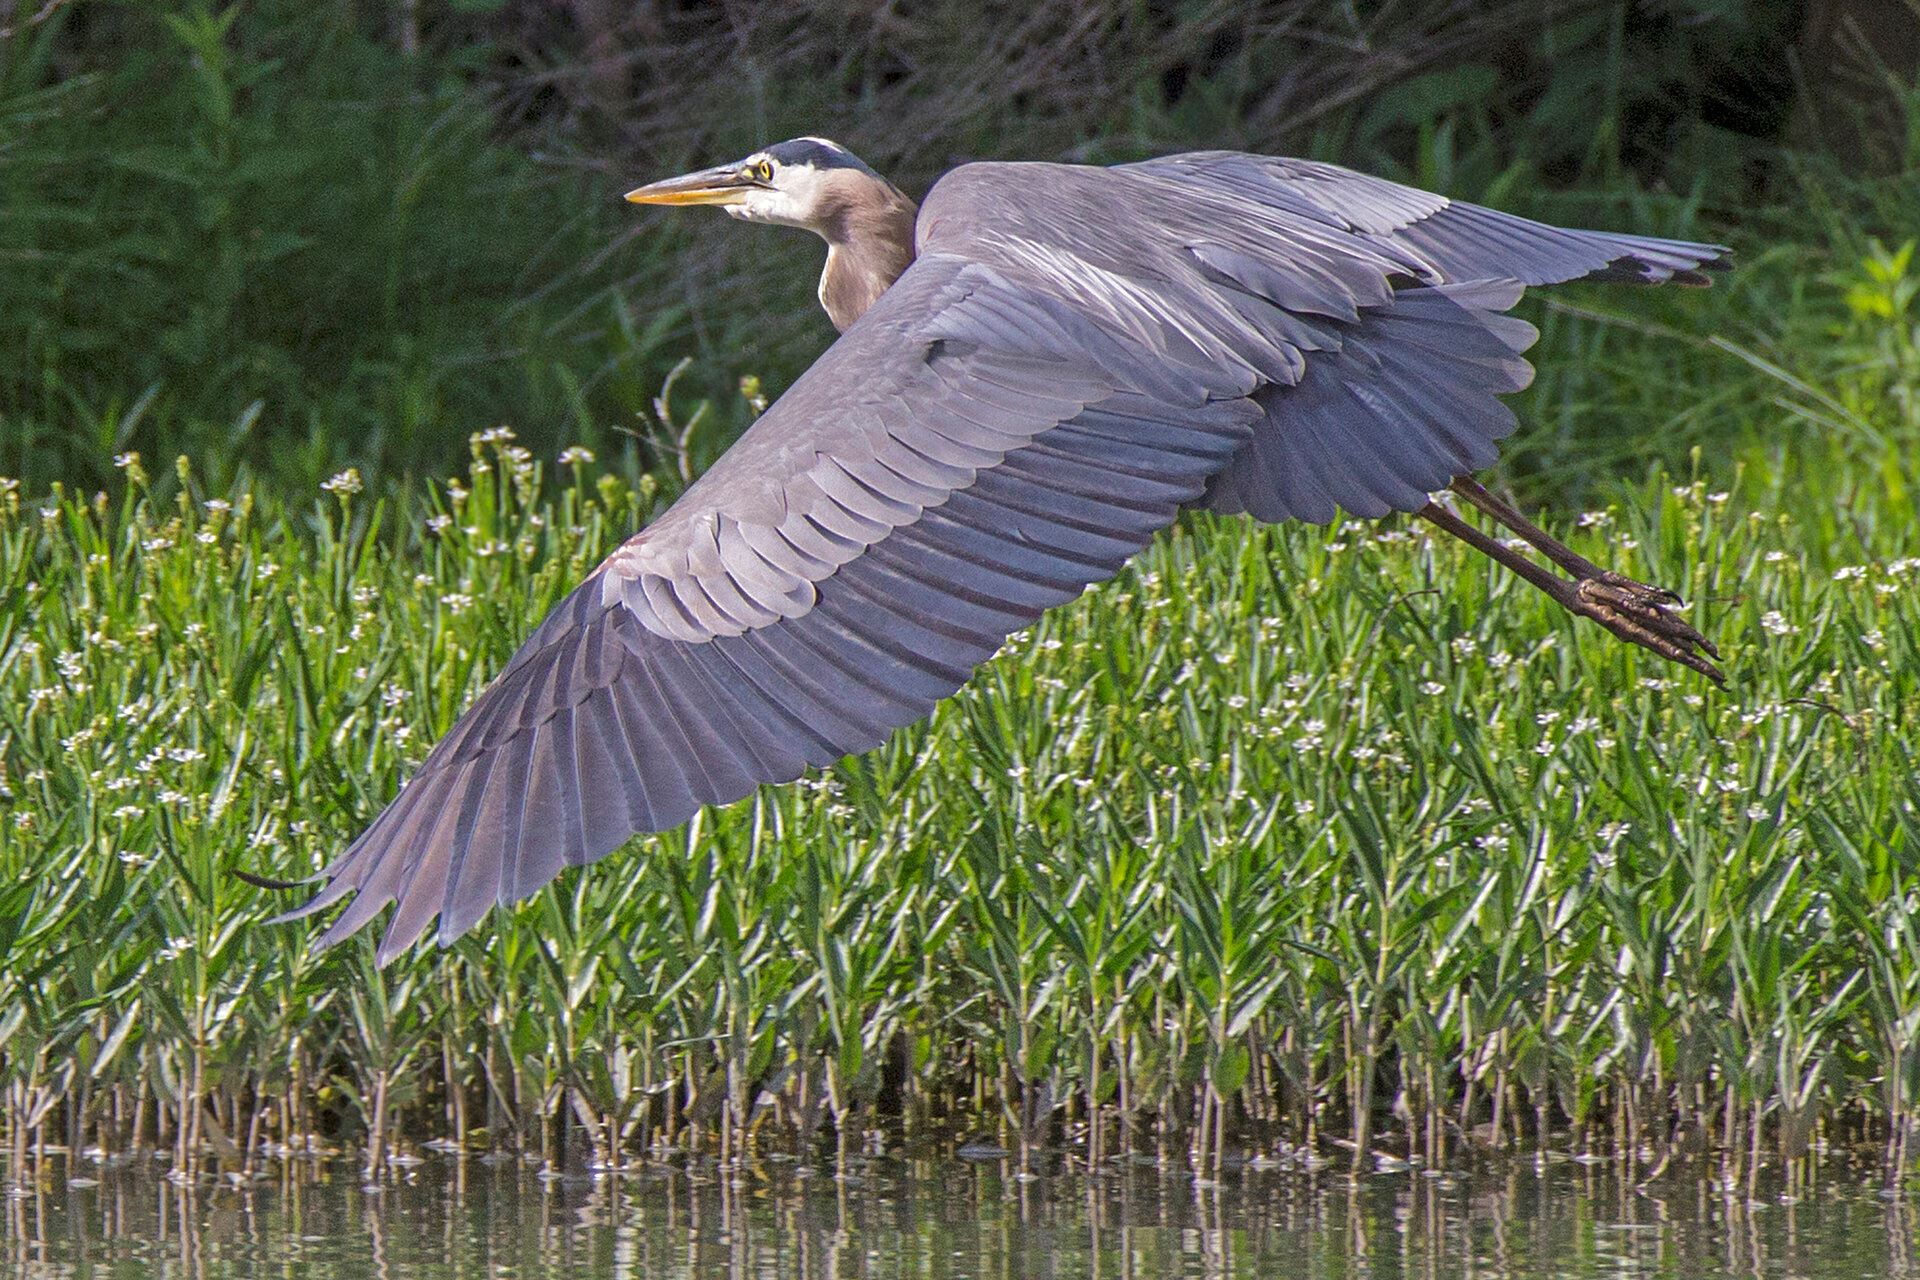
[1570,580,1725,685]
[1594,570,1684,609]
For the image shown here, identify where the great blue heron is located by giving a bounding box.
[287,137,1730,962]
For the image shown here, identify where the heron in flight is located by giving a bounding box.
[289,137,1729,961]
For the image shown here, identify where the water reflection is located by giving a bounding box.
[4,1149,1916,1279]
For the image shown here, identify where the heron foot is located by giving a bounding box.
[1563,574,1724,685]
[1416,500,1725,684]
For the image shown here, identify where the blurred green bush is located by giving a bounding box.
[0,0,1911,498]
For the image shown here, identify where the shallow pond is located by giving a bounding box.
[4,1149,1916,1278]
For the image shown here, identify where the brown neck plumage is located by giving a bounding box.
[815,171,919,332]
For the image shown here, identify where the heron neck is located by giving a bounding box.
[817,183,918,332]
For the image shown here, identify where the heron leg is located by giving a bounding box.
[1449,477,1680,606]
[1415,499,1724,684]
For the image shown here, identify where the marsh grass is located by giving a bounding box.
[4,397,1919,1186]
[3,102,1919,1189]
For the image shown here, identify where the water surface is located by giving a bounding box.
[5,1149,1915,1278]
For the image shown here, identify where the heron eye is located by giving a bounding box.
[754,161,774,183]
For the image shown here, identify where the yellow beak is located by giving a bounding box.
[624,165,756,207]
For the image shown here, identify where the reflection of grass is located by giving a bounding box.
[5,354,1918,1177]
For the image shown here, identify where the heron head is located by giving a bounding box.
[624,137,887,235]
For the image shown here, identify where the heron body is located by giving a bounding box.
[289,138,1729,961]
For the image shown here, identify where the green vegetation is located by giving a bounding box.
[4,0,1919,1192]
[3,204,1918,1181]
[0,0,1852,497]
[0,0,682,497]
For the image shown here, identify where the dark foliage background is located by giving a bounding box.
[0,0,1911,495]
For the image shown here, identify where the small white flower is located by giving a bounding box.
[1764,550,1791,564]
[441,593,474,615]
[1745,805,1770,821]
[1759,610,1798,636]
[1419,681,1445,696]
[320,468,363,496]
[558,446,596,465]
[113,451,140,469]
[1832,565,1867,582]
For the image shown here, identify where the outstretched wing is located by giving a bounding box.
[1120,153,1729,523]
[292,156,1727,961]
